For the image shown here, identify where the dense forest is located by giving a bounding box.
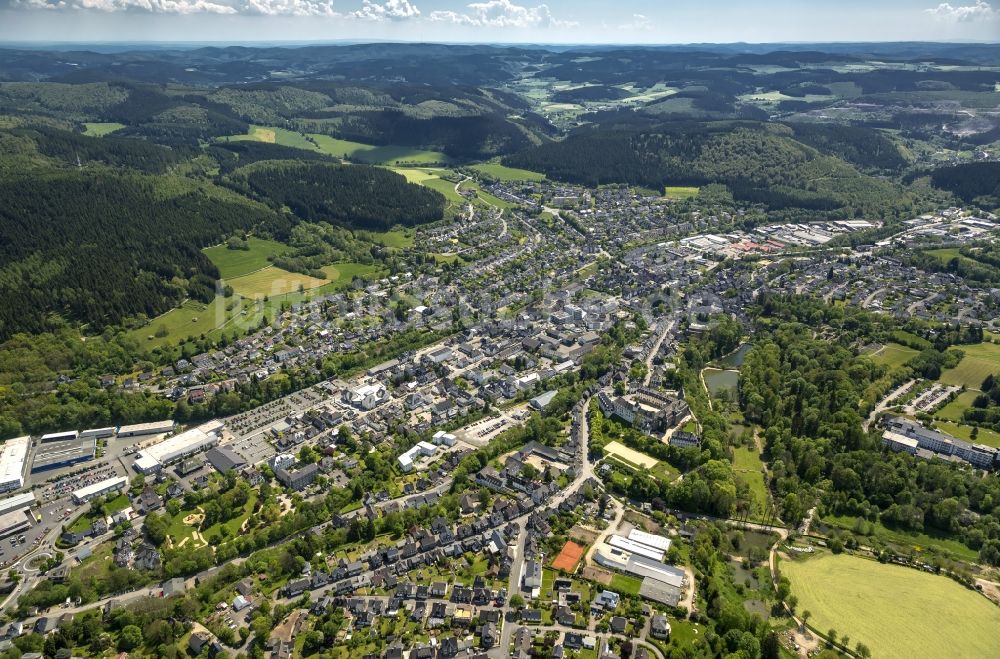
[0,164,287,338]
[929,162,1000,206]
[504,122,926,221]
[230,161,445,231]
[740,295,1000,565]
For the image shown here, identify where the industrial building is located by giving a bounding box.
[72,476,128,504]
[206,446,247,474]
[31,436,97,473]
[132,421,223,474]
[117,420,176,438]
[0,492,35,516]
[0,436,29,493]
[40,430,79,443]
[608,535,665,562]
[0,510,30,539]
[80,427,115,440]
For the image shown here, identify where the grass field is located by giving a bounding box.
[732,446,769,519]
[226,125,317,150]
[311,134,448,164]
[389,167,465,206]
[227,266,328,298]
[603,440,657,469]
[870,342,920,369]
[935,390,980,421]
[610,573,642,596]
[83,122,125,136]
[471,162,546,182]
[664,186,700,199]
[936,421,1000,449]
[939,342,1000,389]
[370,228,415,249]
[203,237,289,279]
[783,553,1000,659]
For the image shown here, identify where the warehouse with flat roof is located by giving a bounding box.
[40,430,79,443]
[0,437,29,493]
[132,421,223,474]
[31,436,96,473]
[0,510,30,539]
[117,420,176,438]
[0,492,35,516]
[72,476,128,504]
[80,427,115,439]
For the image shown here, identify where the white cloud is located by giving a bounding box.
[618,13,652,31]
[350,0,418,20]
[429,0,574,28]
[11,0,339,14]
[925,1,998,22]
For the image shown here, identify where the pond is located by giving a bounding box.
[703,368,739,398]
[717,342,751,368]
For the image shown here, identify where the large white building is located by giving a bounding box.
[398,441,437,473]
[0,436,29,493]
[345,383,388,410]
[72,476,129,504]
[132,421,222,474]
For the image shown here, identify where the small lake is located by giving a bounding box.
[704,368,739,398]
[718,343,751,369]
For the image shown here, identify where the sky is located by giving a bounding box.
[0,0,998,44]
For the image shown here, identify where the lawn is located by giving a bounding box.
[732,447,769,519]
[870,342,920,369]
[471,162,546,182]
[783,552,1000,659]
[939,342,1000,389]
[227,266,329,299]
[311,134,448,165]
[126,297,250,349]
[82,122,125,136]
[609,573,642,596]
[935,421,1000,449]
[203,237,290,279]
[664,186,699,199]
[935,390,980,421]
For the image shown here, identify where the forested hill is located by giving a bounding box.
[228,162,446,232]
[0,163,288,339]
[504,122,911,217]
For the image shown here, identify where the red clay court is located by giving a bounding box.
[551,540,585,572]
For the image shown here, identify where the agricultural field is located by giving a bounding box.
[126,297,250,349]
[664,186,700,199]
[603,440,657,469]
[311,134,449,165]
[783,552,1000,659]
[227,265,328,299]
[203,237,289,279]
[939,342,1000,389]
[869,342,920,369]
[471,162,546,182]
[224,125,317,150]
[82,121,125,136]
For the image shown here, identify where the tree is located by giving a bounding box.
[509,594,525,609]
[827,629,838,647]
[800,610,811,630]
[856,642,872,658]
[118,625,142,651]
